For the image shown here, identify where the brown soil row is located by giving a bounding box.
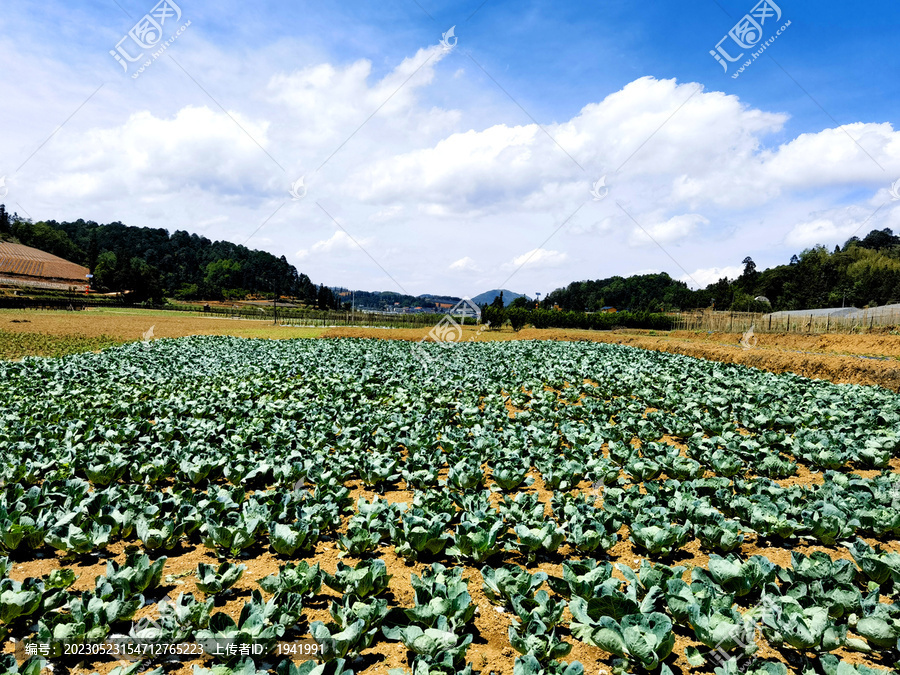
[665,329,900,358]
[0,310,324,342]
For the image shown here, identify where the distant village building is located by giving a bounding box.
[0,243,90,291]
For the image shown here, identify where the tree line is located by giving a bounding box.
[334,288,462,311]
[542,228,900,313]
[3,203,898,314]
[481,304,675,332]
[0,206,340,307]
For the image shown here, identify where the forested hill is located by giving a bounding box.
[544,228,900,313]
[3,203,899,313]
[0,206,334,305]
[333,289,463,310]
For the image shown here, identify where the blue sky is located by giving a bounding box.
[2,0,899,296]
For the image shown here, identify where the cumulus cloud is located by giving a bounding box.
[43,106,274,201]
[784,218,856,249]
[680,266,744,288]
[781,201,900,249]
[504,248,568,270]
[449,256,480,272]
[267,45,458,148]
[296,231,371,260]
[6,24,900,296]
[628,213,709,247]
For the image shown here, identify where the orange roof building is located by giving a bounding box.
[0,242,90,291]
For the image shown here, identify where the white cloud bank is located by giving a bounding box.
[5,32,900,296]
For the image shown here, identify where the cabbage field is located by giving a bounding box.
[1,336,900,675]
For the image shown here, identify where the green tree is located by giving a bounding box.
[316,284,337,309]
[124,256,160,303]
[93,251,118,291]
[174,283,200,300]
[481,305,506,330]
[507,307,530,331]
[203,259,243,298]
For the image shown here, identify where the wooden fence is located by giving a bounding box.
[674,309,900,334]
[186,305,446,329]
[0,298,457,330]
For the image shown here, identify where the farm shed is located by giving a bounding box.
[0,242,90,291]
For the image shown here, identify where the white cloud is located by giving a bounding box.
[681,266,744,289]
[449,256,480,272]
[266,45,459,151]
[784,218,853,249]
[5,22,900,297]
[505,248,568,270]
[370,205,404,222]
[781,202,900,249]
[568,215,617,236]
[628,213,709,247]
[42,107,274,202]
[295,231,371,260]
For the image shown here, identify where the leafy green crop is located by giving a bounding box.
[258,561,322,597]
[196,597,284,661]
[406,563,476,631]
[0,577,43,623]
[482,565,548,607]
[548,559,616,600]
[100,552,167,596]
[577,612,675,671]
[848,538,900,588]
[395,510,453,560]
[448,516,506,562]
[512,522,566,563]
[382,616,473,671]
[1,336,899,674]
[322,560,392,600]
[509,615,572,664]
[195,562,246,594]
[760,595,846,651]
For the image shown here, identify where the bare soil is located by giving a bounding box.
[0,308,324,350]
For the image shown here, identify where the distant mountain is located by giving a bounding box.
[471,289,529,307]
[418,293,465,305]
[331,288,462,310]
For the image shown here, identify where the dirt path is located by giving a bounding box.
[0,308,323,349]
